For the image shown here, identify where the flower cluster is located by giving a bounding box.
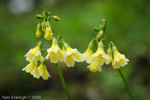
[23,41,50,80]
[23,11,129,80]
[23,10,83,80]
[83,19,129,72]
[45,37,83,67]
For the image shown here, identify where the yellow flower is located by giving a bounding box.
[112,45,129,69]
[53,16,60,21]
[107,45,113,63]
[83,49,93,63]
[96,30,103,43]
[36,23,41,38]
[42,21,46,32]
[38,62,51,80]
[22,62,40,79]
[36,28,41,38]
[87,63,102,72]
[25,42,43,62]
[45,38,65,63]
[83,42,93,63]
[91,41,110,66]
[63,43,83,67]
[44,26,53,40]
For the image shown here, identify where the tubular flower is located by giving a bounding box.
[112,45,129,69]
[22,62,40,79]
[36,23,41,38]
[91,41,110,66]
[45,37,65,63]
[44,26,53,40]
[42,21,46,32]
[107,45,113,63]
[25,41,43,62]
[96,30,103,43]
[36,28,41,38]
[38,62,51,80]
[63,43,83,67]
[87,63,102,72]
[83,42,93,63]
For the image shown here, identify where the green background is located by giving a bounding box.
[0,0,150,100]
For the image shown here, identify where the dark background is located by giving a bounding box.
[0,0,150,100]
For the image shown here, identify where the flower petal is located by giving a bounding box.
[65,55,75,67]
[50,52,58,63]
[72,52,83,62]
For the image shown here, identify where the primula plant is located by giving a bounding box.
[83,19,129,72]
[23,10,133,100]
[83,19,133,100]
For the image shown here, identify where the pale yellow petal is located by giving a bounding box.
[50,52,58,63]
[27,54,35,62]
[65,55,75,67]
[86,50,93,63]
[95,48,100,56]
[113,61,120,69]
[94,55,104,66]
[38,64,50,80]
[82,49,89,59]
[57,49,65,62]
[87,63,102,72]
[66,48,75,55]
[72,52,83,62]
[33,67,40,79]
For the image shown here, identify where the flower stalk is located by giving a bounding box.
[118,69,134,100]
[55,63,72,100]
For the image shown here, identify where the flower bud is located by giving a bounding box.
[42,21,46,32]
[42,10,48,17]
[36,29,41,38]
[93,27,100,32]
[96,30,103,39]
[47,12,51,16]
[98,40,103,48]
[53,16,60,21]
[102,18,106,23]
[36,14,44,19]
[36,23,41,38]
[112,44,118,53]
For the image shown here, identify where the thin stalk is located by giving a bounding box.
[55,63,72,100]
[118,69,134,100]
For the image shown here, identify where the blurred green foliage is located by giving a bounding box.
[0,0,150,100]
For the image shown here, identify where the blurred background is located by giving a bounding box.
[0,0,150,100]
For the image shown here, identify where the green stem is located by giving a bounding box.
[118,69,134,100]
[55,63,72,100]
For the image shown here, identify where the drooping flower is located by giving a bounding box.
[44,26,53,41]
[36,28,41,38]
[38,62,51,80]
[22,62,40,79]
[25,41,43,62]
[53,16,60,21]
[36,23,41,38]
[63,43,83,67]
[42,21,46,32]
[45,37,65,63]
[107,45,113,63]
[91,41,110,66]
[112,45,129,69]
[83,42,93,63]
[87,63,102,72]
[96,30,103,43]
